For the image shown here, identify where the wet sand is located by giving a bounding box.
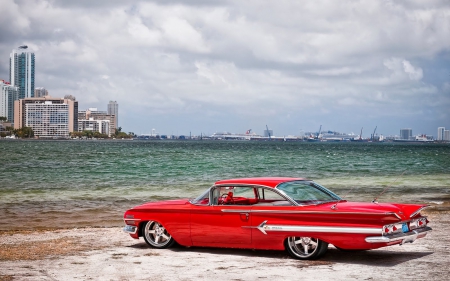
[0,211,449,281]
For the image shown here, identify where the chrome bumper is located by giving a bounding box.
[365,226,432,244]
[123,225,138,235]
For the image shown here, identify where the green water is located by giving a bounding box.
[0,140,449,229]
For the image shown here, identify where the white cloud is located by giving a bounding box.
[160,17,210,53]
[383,58,424,83]
[402,60,423,80]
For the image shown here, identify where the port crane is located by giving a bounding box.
[266,125,271,139]
[372,126,377,141]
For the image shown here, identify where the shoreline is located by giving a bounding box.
[1,203,449,232]
[1,211,449,280]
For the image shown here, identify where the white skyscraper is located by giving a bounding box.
[437,127,445,141]
[0,80,19,123]
[10,46,35,99]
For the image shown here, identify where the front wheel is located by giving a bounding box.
[284,236,328,260]
[142,220,175,249]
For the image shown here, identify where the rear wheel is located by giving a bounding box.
[284,236,328,260]
[142,220,175,249]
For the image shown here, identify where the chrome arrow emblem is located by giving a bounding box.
[257,220,268,235]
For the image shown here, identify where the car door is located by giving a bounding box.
[249,187,297,250]
[190,186,254,247]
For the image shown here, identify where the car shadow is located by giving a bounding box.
[127,242,433,266]
[322,247,433,266]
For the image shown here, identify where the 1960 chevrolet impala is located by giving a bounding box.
[123,177,431,259]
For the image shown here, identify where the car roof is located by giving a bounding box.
[214,177,307,188]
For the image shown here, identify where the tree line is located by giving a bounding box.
[0,126,34,138]
[69,127,134,139]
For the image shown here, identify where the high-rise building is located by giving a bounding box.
[437,127,445,141]
[400,128,412,140]
[14,96,78,138]
[10,47,35,99]
[35,87,48,97]
[107,101,118,127]
[0,80,19,124]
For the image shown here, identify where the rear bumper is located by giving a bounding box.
[365,226,432,244]
[123,225,138,235]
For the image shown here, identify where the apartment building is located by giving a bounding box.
[14,96,78,138]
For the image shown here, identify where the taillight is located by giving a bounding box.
[409,217,428,230]
[383,225,392,234]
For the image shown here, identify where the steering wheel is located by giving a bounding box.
[219,192,234,205]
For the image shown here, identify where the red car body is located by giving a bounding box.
[123,177,431,259]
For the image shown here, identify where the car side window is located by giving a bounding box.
[256,187,293,206]
[213,186,258,205]
[233,187,257,199]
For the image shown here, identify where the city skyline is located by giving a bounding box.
[0,1,449,137]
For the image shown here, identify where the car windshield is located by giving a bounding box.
[276,180,341,205]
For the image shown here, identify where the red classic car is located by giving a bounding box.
[123,177,431,259]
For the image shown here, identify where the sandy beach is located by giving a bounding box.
[0,211,449,281]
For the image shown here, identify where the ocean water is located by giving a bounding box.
[0,140,449,230]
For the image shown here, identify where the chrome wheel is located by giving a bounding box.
[142,221,175,248]
[284,236,328,260]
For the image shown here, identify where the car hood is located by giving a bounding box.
[314,201,428,220]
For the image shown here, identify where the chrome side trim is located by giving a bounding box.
[123,218,141,221]
[221,209,401,218]
[246,221,381,235]
[410,205,430,218]
[123,225,138,235]
[221,209,253,213]
[365,226,432,243]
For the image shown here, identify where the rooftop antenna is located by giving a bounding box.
[372,170,407,203]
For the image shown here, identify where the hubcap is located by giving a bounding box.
[144,221,172,247]
[288,236,319,257]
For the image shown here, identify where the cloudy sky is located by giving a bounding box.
[1,0,449,137]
